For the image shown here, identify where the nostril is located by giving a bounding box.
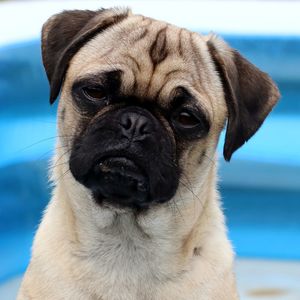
[121,115,133,130]
[139,122,149,135]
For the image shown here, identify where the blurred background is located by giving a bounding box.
[0,1,299,299]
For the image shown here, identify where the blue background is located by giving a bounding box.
[0,36,299,283]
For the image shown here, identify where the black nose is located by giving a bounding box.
[120,111,151,140]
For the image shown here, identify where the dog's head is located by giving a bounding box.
[42,8,279,210]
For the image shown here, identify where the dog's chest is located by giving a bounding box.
[75,216,175,299]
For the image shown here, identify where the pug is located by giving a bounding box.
[17,7,279,300]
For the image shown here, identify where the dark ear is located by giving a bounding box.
[207,36,280,161]
[41,8,130,104]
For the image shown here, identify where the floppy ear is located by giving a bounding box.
[41,8,130,104]
[207,36,280,161]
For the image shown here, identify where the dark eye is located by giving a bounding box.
[82,87,106,101]
[174,111,200,128]
[171,108,210,139]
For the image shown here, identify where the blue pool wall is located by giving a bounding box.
[0,36,300,283]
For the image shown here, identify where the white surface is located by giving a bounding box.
[0,0,300,46]
[1,259,300,300]
[236,259,300,300]
[0,276,21,300]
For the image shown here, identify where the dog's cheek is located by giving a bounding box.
[57,102,81,152]
[178,139,210,181]
[57,104,69,147]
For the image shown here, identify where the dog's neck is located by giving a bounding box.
[49,158,228,269]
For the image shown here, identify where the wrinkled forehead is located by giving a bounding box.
[66,14,221,111]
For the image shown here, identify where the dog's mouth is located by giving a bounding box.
[84,156,150,209]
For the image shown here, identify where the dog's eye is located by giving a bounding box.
[173,111,200,128]
[82,87,106,101]
[171,108,210,139]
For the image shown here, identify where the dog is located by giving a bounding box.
[18,7,279,300]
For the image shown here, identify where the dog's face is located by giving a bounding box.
[42,8,279,211]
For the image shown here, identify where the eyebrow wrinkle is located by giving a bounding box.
[124,54,141,72]
[178,28,184,57]
[154,70,186,100]
[133,27,149,43]
[146,26,169,95]
[149,26,168,66]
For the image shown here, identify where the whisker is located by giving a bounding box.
[55,168,71,184]
[49,149,72,168]
[16,135,75,153]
